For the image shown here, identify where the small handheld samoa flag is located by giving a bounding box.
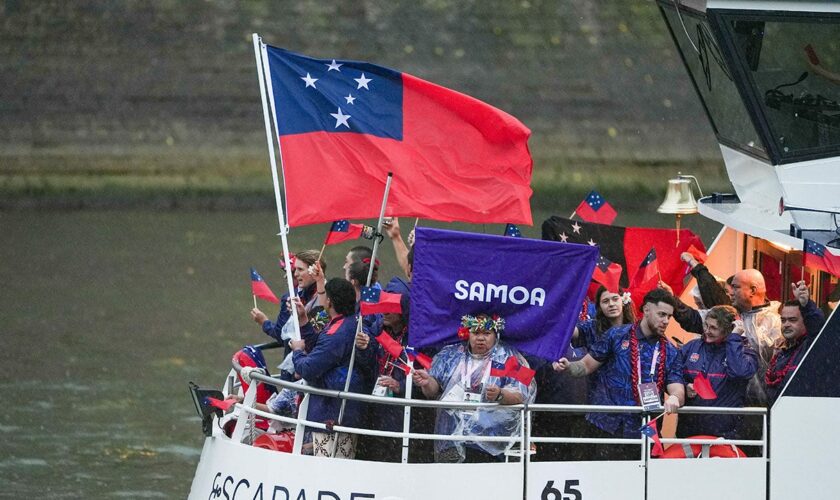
[205,397,237,412]
[251,268,280,304]
[405,346,432,370]
[804,239,840,277]
[360,286,403,315]
[693,373,717,400]
[576,190,618,225]
[325,220,364,245]
[490,356,536,386]
[631,247,659,290]
[375,331,405,359]
[504,223,522,238]
[639,419,664,457]
[592,254,622,293]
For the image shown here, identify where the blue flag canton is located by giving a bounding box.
[250,268,264,282]
[330,219,350,232]
[595,254,613,272]
[266,46,403,140]
[360,286,381,303]
[639,423,657,437]
[805,239,825,257]
[640,248,657,268]
[504,223,522,238]
[585,190,606,211]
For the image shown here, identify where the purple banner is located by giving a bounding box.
[408,227,598,361]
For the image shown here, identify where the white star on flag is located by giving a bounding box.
[330,107,351,128]
[345,94,356,105]
[571,221,582,234]
[559,232,569,243]
[326,59,343,72]
[354,73,372,90]
[301,73,318,88]
[587,239,596,246]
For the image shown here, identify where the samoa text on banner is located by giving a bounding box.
[408,227,598,361]
[264,46,533,227]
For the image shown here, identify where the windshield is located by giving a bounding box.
[659,3,767,158]
[714,11,840,163]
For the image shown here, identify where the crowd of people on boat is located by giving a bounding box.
[223,218,835,463]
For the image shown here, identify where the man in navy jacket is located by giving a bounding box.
[290,277,366,458]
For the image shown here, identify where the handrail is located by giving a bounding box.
[250,372,767,416]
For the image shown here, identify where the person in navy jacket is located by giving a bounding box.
[764,281,826,406]
[677,305,758,439]
[250,249,326,352]
[290,277,365,459]
[353,276,412,462]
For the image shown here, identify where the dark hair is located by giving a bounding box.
[778,300,804,314]
[347,259,378,287]
[594,285,636,333]
[726,275,734,286]
[348,246,372,264]
[295,249,326,273]
[325,278,356,316]
[705,305,737,336]
[642,288,677,308]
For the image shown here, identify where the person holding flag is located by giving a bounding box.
[353,276,414,462]
[554,289,685,460]
[250,250,328,378]
[288,278,366,459]
[676,305,758,439]
[411,314,536,463]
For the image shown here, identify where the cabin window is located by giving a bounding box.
[712,11,840,163]
[659,4,768,159]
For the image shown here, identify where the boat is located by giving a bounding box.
[189,1,840,498]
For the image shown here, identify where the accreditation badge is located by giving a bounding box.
[638,382,663,412]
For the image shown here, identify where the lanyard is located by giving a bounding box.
[636,341,660,383]
[462,353,491,391]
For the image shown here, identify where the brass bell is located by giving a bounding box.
[657,176,699,215]
[658,174,702,246]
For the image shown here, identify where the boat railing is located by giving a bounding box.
[220,369,767,462]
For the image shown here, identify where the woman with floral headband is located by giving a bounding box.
[412,313,536,463]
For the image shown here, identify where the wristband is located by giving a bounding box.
[495,391,504,402]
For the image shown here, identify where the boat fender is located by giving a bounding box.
[253,432,295,453]
[658,435,746,458]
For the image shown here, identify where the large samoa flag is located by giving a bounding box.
[265,46,533,227]
[409,227,598,361]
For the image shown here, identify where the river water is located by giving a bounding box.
[0,209,719,498]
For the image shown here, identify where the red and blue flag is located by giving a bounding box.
[592,254,622,293]
[251,268,279,304]
[324,219,364,245]
[804,239,840,277]
[264,46,533,227]
[631,247,659,291]
[576,190,617,225]
[504,223,522,238]
[405,346,432,370]
[360,286,403,315]
[639,419,664,457]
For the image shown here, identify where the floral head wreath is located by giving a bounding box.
[279,253,297,272]
[457,314,505,340]
[621,292,632,305]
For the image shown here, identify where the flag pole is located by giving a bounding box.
[401,365,414,464]
[334,172,394,452]
[568,210,577,219]
[253,295,257,309]
[253,33,300,341]
[317,242,327,265]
